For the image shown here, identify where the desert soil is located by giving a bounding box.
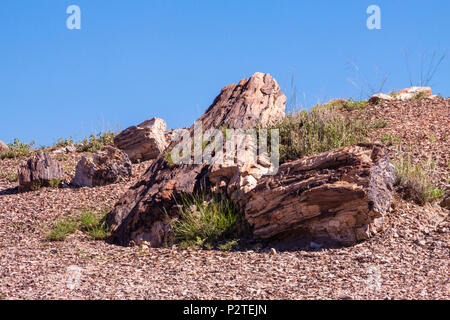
[0,98,448,300]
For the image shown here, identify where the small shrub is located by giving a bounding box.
[394,155,444,205]
[271,104,371,163]
[76,131,116,153]
[0,138,35,159]
[170,192,239,248]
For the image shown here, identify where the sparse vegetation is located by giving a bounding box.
[342,98,367,111]
[271,104,372,164]
[46,218,78,241]
[46,209,110,241]
[0,170,18,182]
[370,119,389,129]
[218,239,239,251]
[381,133,402,146]
[0,138,35,159]
[169,192,239,248]
[164,151,175,168]
[53,137,74,148]
[76,131,116,153]
[393,154,444,205]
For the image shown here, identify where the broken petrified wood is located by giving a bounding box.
[239,143,395,246]
[18,151,64,192]
[114,117,168,163]
[71,146,132,188]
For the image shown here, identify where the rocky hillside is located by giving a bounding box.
[0,74,448,299]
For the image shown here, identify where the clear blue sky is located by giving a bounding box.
[1,0,449,146]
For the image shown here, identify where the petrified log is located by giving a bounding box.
[71,146,132,187]
[240,143,394,245]
[114,118,168,163]
[18,151,64,192]
[107,72,287,246]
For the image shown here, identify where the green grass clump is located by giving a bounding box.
[271,104,371,163]
[46,209,110,242]
[394,155,445,205]
[79,210,109,240]
[46,219,78,241]
[0,138,35,159]
[76,131,116,153]
[170,192,239,248]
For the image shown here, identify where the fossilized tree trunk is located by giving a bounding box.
[240,143,395,245]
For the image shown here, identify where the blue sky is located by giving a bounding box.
[0,0,449,146]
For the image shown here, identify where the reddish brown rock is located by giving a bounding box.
[107,72,287,246]
[71,146,132,188]
[114,118,168,163]
[240,143,394,246]
[18,151,64,192]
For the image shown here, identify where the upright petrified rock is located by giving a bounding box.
[18,151,64,192]
[197,72,286,131]
[240,143,394,246]
[71,146,132,187]
[107,72,287,246]
[114,118,168,163]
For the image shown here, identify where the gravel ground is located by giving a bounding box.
[0,98,448,300]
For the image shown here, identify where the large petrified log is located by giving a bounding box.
[18,151,64,192]
[107,72,287,246]
[240,143,394,245]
